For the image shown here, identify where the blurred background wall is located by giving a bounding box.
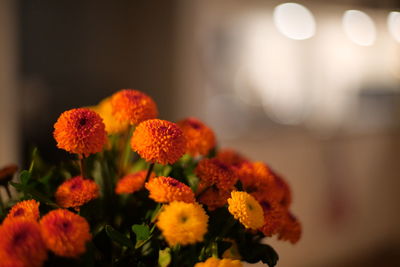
[1,0,400,266]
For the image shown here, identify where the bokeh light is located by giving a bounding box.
[342,10,376,46]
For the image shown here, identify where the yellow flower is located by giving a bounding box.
[227,191,264,230]
[194,257,242,267]
[91,97,129,134]
[156,201,208,246]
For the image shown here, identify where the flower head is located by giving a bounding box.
[40,209,91,258]
[177,117,216,156]
[3,200,40,224]
[278,212,302,244]
[55,176,99,209]
[110,89,158,125]
[195,158,237,191]
[145,176,195,203]
[194,257,242,267]
[227,191,264,230]
[258,200,287,236]
[91,97,129,134]
[115,170,155,195]
[197,186,232,211]
[157,201,208,246]
[215,149,248,168]
[0,219,47,267]
[53,108,107,157]
[236,162,274,191]
[131,119,186,165]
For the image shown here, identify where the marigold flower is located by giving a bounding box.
[40,209,91,258]
[55,176,99,209]
[215,149,248,167]
[53,108,107,157]
[197,186,231,211]
[131,119,186,165]
[115,170,155,195]
[0,219,47,267]
[195,158,237,191]
[177,117,216,156]
[258,200,287,236]
[3,200,40,224]
[110,89,158,125]
[145,176,195,203]
[194,257,242,267]
[157,201,208,246]
[236,162,274,191]
[91,97,129,134]
[227,191,264,230]
[278,212,302,244]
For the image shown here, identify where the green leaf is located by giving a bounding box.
[186,174,199,192]
[239,243,279,266]
[19,171,31,185]
[132,224,151,241]
[158,248,171,267]
[9,182,58,207]
[105,225,133,248]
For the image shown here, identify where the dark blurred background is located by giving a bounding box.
[1,0,400,266]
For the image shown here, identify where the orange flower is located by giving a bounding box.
[53,108,107,157]
[197,186,232,211]
[236,162,274,191]
[55,176,99,209]
[91,97,129,134]
[215,149,248,167]
[110,89,158,125]
[258,200,287,236]
[115,170,155,194]
[40,209,91,258]
[0,219,47,267]
[177,117,216,156]
[278,212,302,244]
[145,176,195,203]
[131,119,186,165]
[3,200,40,224]
[195,158,237,191]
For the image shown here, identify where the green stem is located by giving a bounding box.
[119,126,135,176]
[145,163,155,182]
[79,156,87,178]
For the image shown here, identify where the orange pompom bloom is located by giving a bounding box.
[215,149,248,167]
[258,200,287,236]
[4,199,40,224]
[55,176,99,209]
[197,186,232,211]
[131,119,187,165]
[40,209,91,258]
[145,176,195,203]
[53,108,107,157]
[278,212,302,244]
[236,162,274,191]
[91,97,129,134]
[0,219,47,267]
[115,170,155,194]
[195,158,237,191]
[177,117,216,156]
[110,89,158,125]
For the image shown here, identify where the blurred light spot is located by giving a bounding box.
[273,3,316,40]
[388,11,400,43]
[342,10,376,46]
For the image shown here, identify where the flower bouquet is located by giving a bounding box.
[0,89,301,267]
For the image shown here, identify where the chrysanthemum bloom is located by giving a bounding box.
[195,158,237,191]
[252,172,292,208]
[259,200,287,236]
[91,97,129,134]
[131,119,187,165]
[110,89,158,125]
[194,257,242,267]
[40,209,91,258]
[3,199,40,224]
[53,108,107,157]
[278,212,302,244]
[227,191,264,230]
[156,201,208,246]
[236,162,274,191]
[215,149,248,168]
[55,176,99,209]
[177,117,216,156]
[145,176,195,203]
[0,219,47,267]
[115,170,155,194]
[197,186,232,211]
